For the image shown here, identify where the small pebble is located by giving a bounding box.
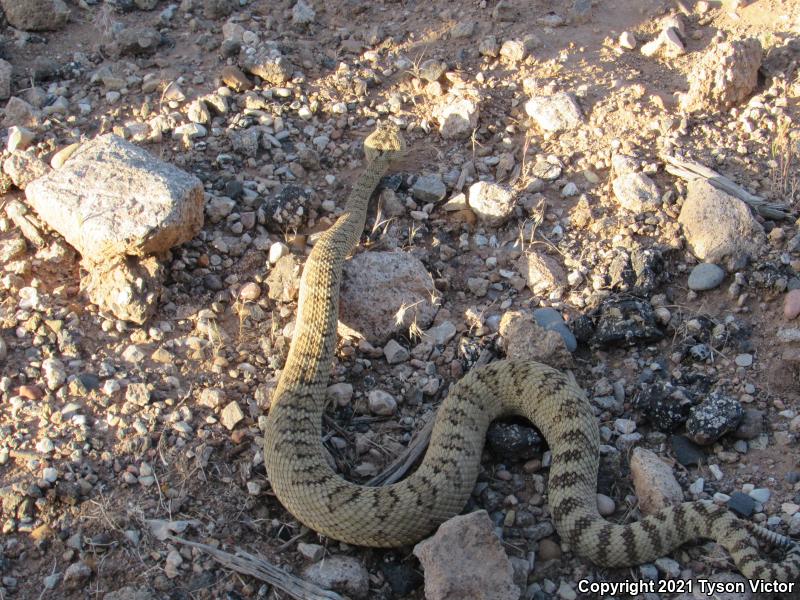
[687,263,725,291]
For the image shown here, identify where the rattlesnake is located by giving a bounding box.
[263,124,799,581]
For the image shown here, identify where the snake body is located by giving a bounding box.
[263,125,799,581]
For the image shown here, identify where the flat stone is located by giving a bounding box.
[25,134,204,262]
[687,263,725,291]
[727,492,755,517]
[414,510,520,600]
[525,92,583,132]
[532,308,577,352]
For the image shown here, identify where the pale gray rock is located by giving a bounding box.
[368,389,397,416]
[630,447,683,514]
[467,181,516,227]
[3,151,50,189]
[26,134,204,261]
[0,0,70,31]
[303,556,369,599]
[681,38,762,113]
[434,95,479,139]
[0,60,12,100]
[525,92,583,132]
[291,0,315,24]
[414,510,520,600]
[411,174,447,203]
[63,561,91,590]
[340,250,436,345]
[221,401,245,430]
[687,263,725,291]
[383,339,409,364]
[612,172,660,213]
[499,311,573,370]
[678,179,765,269]
[3,96,40,128]
[326,383,353,406]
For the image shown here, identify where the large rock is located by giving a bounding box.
[25,134,204,261]
[413,510,520,600]
[630,447,683,514]
[681,38,762,113]
[0,0,70,31]
[340,250,437,345]
[678,179,765,269]
[525,92,583,132]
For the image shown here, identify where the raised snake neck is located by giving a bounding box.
[263,125,800,581]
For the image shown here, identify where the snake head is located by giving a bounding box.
[364,122,406,163]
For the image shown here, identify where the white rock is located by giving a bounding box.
[619,31,637,50]
[467,181,516,227]
[221,401,245,430]
[269,242,289,265]
[525,92,583,132]
[433,95,480,139]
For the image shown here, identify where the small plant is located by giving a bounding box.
[769,116,800,208]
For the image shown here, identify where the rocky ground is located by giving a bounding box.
[1,0,800,598]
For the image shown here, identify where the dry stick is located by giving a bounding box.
[168,535,345,600]
[663,154,793,220]
[366,416,435,487]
